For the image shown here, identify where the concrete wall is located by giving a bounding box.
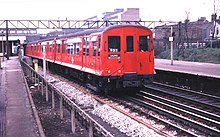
[121,8,140,21]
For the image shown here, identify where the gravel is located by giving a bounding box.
[41,73,164,137]
[92,104,163,137]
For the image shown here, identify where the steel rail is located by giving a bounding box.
[111,96,199,136]
[145,83,220,110]
[126,95,220,136]
[153,82,220,103]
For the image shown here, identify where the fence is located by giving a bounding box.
[20,59,114,137]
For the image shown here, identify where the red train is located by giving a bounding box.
[26,24,155,92]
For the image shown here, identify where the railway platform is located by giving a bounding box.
[0,56,39,137]
[155,59,220,78]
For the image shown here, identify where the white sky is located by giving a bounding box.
[0,0,219,22]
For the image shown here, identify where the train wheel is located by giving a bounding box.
[103,85,112,95]
[103,88,109,96]
[79,72,84,81]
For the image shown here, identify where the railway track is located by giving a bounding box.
[22,59,170,137]
[105,95,197,136]
[107,95,214,136]
[147,82,220,112]
[136,82,220,136]
[22,59,220,136]
[102,82,220,136]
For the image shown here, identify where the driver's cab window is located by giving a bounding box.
[108,36,120,52]
[139,36,150,52]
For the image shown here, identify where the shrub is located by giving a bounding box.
[156,48,220,64]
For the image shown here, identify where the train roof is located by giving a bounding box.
[102,24,151,32]
[28,24,151,44]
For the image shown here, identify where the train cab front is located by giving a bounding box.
[101,25,155,90]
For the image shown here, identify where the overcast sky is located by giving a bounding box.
[0,0,218,22]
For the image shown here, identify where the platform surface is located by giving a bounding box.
[155,59,220,78]
[0,56,39,137]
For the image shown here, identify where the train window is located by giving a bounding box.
[85,46,89,56]
[77,43,80,55]
[67,44,74,54]
[139,36,150,52]
[73,43,76,54]
[92,42,97,56]
[126,36,134,52]
[57,44,60,53]
[73,43,80,55]
[108,36,120,52]
[67,45,70,54]
[98,36,101,56]
[41,45,44,52]
[83,38,89,56]
[62,41,66,54]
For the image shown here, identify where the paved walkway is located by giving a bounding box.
[0,56,39,137]
[155,59,220,78]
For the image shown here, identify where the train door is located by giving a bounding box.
[136,35,152,74]
[48,41,53,61]
[123,34,138,73]
[95,36,101,73]
[82,37,89,70]
[54,40,62,63]
[90,37,96,72]
[61,40,66,63]
[39,43,42,57]
[53,41,57,62]
[90,35,100,74]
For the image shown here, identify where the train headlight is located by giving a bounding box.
[118,70,121,73]
[108,70,111,73]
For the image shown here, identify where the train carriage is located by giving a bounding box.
[26,24,155,92]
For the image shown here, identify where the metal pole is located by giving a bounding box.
[41,80,44,96]
[0,33,2,69]
[89,121,93,137]
[52,89,55,109]
[46,82,48,102]
[31,70,34,83]
[37,75,40,90]
[60,96,63,119]
[170,26,174,65]
[43,45,46,77]
[71,107,76,133]
[1,30,4,61]
[0,54,1,69]
[34,72,37,85]
[6,20,9,60]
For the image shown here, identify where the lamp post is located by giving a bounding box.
[1,30,4,61]
[169,26,174,65]
[0,30,3,68]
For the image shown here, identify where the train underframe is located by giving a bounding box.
[36,60,153,94]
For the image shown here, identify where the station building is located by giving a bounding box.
[0,29,37,57]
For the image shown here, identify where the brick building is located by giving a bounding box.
[154,16,217,55]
